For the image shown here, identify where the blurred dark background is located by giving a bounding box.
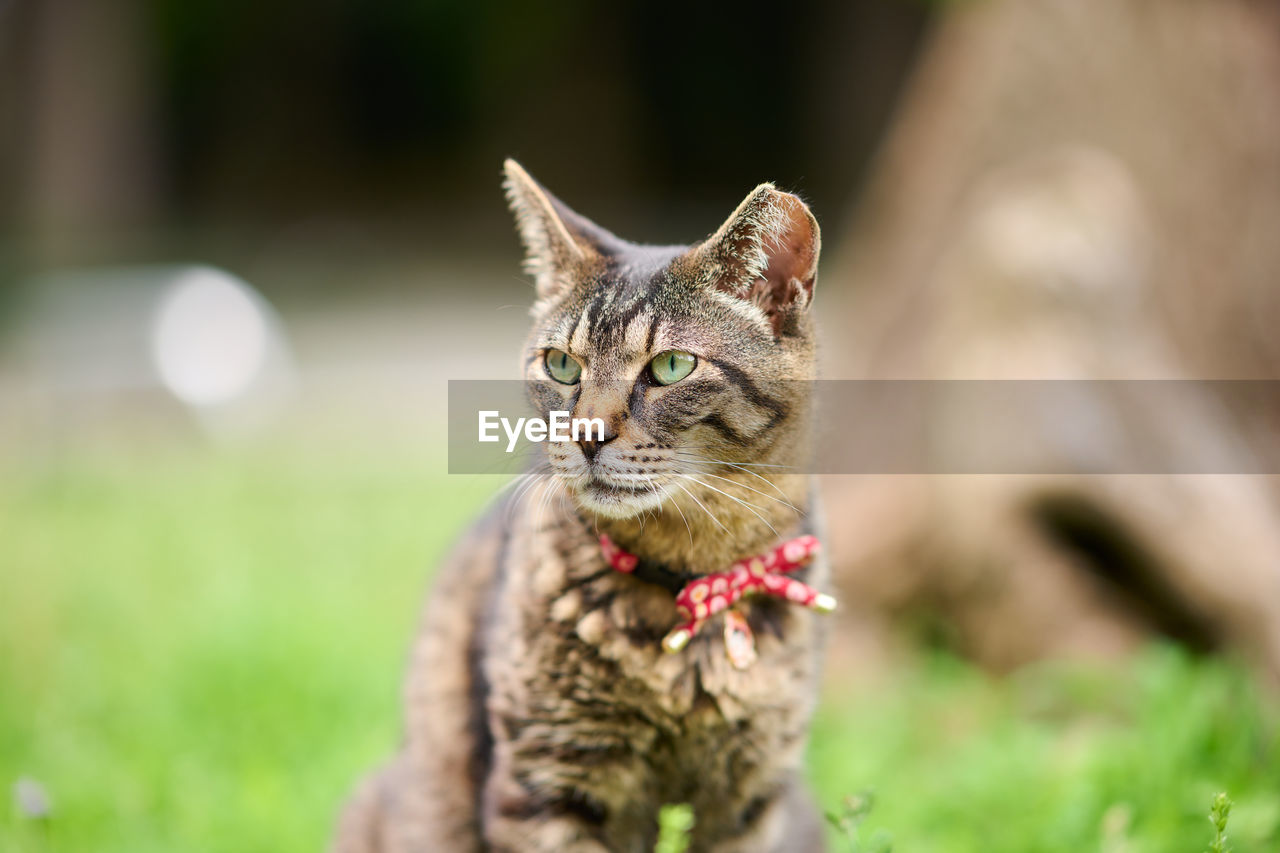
[0,0,936,456]
[0,0,930,277]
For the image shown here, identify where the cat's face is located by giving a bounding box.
[505,160,820,520]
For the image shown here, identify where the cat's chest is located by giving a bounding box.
[505,517,823,723]
[542,570,816,722]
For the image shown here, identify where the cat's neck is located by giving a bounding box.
[584,471,813,575]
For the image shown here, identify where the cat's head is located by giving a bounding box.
[504,159,820,520]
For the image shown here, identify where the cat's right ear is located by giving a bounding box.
[685,183,820,335]
[503,159,617,299]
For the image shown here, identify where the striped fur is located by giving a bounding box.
[334,161,828,852]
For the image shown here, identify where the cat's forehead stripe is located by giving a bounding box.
[562,279,642,355]
[568,302,591,353]
[599,291,648,347]
[622,308,655,356]
[644,313,662,353]
[547,262,774,368]
[569,311,590,353]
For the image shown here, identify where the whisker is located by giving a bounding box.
[673,452,800,508]
[532,477,558,531]
[495,466,545,501]
[677,465,801,516]
[680,474,778,540]
[664,484,694,546]
[507,470,547,520]
[526,477,545,528]
[673,452,794,470]
[674,482,730,534]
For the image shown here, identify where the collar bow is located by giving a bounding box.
[599,533,837,668]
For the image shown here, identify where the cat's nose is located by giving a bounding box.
[578,428,618,461]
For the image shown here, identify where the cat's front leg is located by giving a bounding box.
[705,774,827,853]
[483,814,611,853]
[480,769,612,853]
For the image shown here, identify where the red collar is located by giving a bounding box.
[599,533,836,668]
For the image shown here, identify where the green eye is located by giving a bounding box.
[544,349,582,384]
[650,350,696,385]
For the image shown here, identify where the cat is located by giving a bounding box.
[333,159,832,853]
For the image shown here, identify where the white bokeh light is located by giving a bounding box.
[151,267,271,407]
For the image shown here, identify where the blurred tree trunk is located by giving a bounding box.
[18,0,162,265]
[819,0,1280,679]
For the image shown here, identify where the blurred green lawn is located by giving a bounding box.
[2,444,1277,852]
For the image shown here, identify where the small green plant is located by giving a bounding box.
[656,803,694,853]
[826,791,893,853]
[1206,792,1233,853]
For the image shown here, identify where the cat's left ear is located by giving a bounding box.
[689,184,820,333]
[503,159,622,299]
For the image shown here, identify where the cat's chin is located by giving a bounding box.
[574,479,666,520]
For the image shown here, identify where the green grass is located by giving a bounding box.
[810,654,1278,853]
[2,444,1277,851]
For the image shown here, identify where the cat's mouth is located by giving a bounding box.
[583,475,657,502]
[576,475,666,518]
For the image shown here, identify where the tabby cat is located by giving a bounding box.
[334,160,832,852]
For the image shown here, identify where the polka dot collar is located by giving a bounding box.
[598,534,837,668]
